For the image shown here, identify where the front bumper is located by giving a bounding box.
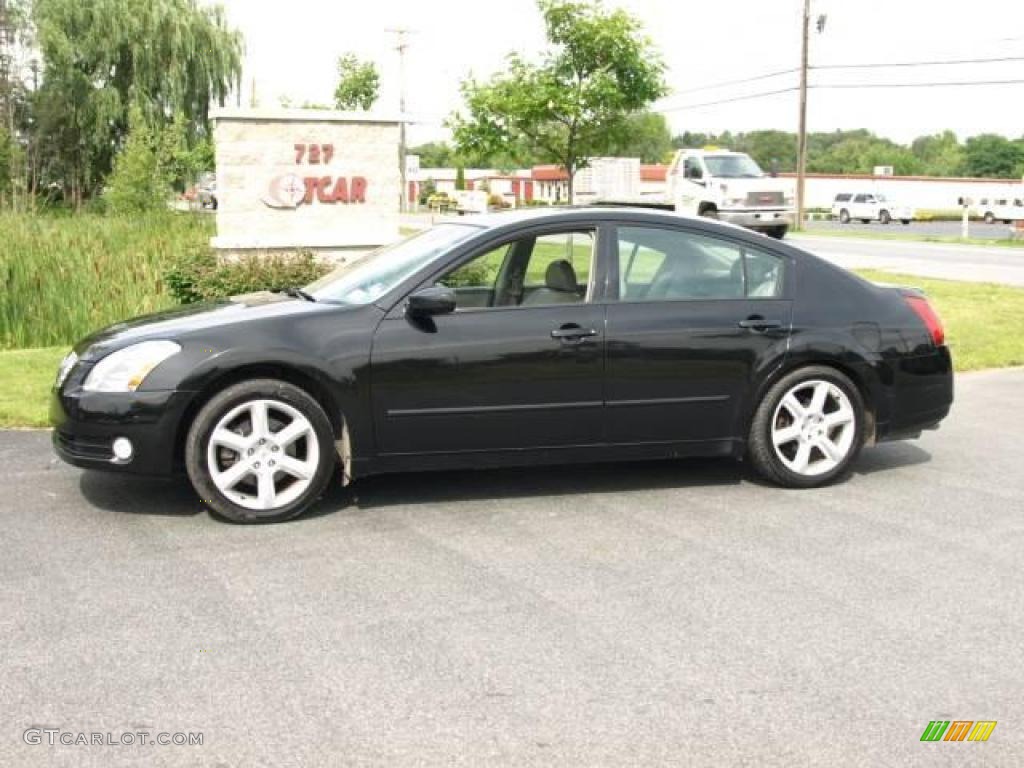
[51,386,194,476]
[718,209,794,230]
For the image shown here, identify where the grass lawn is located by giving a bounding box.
[855,270,1024,371]
[0,347,65,428]
[1,272,1021,428]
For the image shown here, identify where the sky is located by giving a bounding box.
[213,0,1024,147]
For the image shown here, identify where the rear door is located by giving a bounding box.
[603,224,793,444]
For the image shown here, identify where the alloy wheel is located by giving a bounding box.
[206,399,320,511]
[770,380,856,477]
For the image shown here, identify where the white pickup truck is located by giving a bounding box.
[597,148,795,239]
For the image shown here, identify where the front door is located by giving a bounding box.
[370,227,605,456]
[604,224,793,444]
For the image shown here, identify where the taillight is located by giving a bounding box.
[903,294,945,346]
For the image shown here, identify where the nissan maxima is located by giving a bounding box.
[52,208,953,523]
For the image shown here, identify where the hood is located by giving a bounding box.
[74,291,341,360]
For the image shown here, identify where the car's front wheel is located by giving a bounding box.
[748,366,865,488]
[185,379,336,523]
[838,209,850,224]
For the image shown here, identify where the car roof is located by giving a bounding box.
[455,205,744,233]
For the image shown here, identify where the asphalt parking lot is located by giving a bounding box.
[3,369,1023,767]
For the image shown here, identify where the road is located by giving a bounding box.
[2,369,1023,766]
[804,219,1019,241]
[790,233,1024,286]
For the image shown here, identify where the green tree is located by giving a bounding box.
[105,108,197,213]
[455,164,466,191]
[601,111,672,163]
[451,0,666,202]
[911,131,965,177]
[105,111,172,213]
[333,54,380,111]
[410,141,456,168]
[963,134,1023,178]
[32,0,242,207]
[732,130,797,173]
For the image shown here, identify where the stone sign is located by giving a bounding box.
[210,108,402,259]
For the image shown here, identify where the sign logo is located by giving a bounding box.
[920,720,997,742]
[261,142,369,209]
[263,173,307,209]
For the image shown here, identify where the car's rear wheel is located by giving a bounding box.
[984,211,995,224]
[748,366,865,488]
[838,209,850,224]
[185,379,336,523]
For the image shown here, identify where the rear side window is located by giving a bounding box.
[853,194,869,203]
[616,226,786,301]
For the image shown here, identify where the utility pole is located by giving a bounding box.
[387,28,412,214]
[796,0,810,232]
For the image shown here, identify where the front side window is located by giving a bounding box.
[702,154,763,178]
[616,226,785,302]
[437,229,595,310]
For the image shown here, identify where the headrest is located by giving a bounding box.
[545,259,578,292]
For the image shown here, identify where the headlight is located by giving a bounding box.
[82,341,181,393]
[55,350,78,389]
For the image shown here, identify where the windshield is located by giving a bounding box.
[702,154,764,178]
[307,224,478,304]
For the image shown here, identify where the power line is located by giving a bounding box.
[658,54,1024,109]
[665,67,798,97]
[815,54,1024,70]
[812,78,1024,89]
[655,87,799,113]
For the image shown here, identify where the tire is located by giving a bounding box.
[860,219,871,224]
[879,209,891,225]
[766,225,787,239]
[185,379,336,523]
[901,219,911,225]
[747,366,865,488]
[839,209,850,224]
[699,206,719,220]
[984,212,995,224]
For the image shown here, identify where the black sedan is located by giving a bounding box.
[52,208,953,523]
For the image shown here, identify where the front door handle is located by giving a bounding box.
[738,316,782,331]
[551,325,598,341]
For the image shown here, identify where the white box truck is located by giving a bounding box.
[599,148,795,239]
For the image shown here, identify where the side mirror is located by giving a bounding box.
[407,286,456,317]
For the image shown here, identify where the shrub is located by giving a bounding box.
[165,249,331,304]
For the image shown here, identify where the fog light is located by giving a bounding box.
[111,437,134,462]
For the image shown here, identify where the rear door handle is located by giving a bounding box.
[551,326,598,341]
[738,317,782,331]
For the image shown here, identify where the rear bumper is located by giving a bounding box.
[876,346,954,442]
[718,209,793,230]
[50,387,193,476]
